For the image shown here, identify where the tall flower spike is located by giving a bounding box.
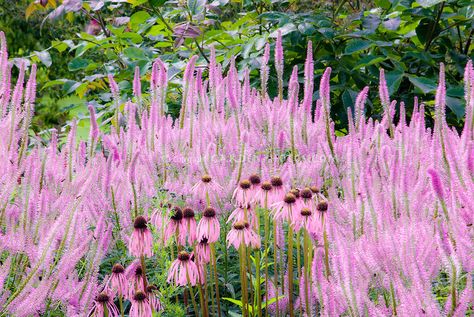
[288,65,299,115]
[427,168,444,200]
[355,86,369,128]
[435,63,446,126]
[320,67,332,112]
[133,66,141,100]
[275,30,284,99]
[303,40,314,112]
[261,43,271,96]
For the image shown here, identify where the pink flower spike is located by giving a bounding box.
[133,66,141,99]
[319,67,332,111]
[427,168,444,200]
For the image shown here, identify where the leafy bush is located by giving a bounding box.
[9,0,474,133]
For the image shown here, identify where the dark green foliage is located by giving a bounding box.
[2,0,473,133]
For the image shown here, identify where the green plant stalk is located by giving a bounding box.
[246,247,254,314]
[239,243,248,317]
[131,183,138,218]
[255,246,262,317]
[179,82,189,129]
[263,195,270,317]
[390,281,397,316]
[449,263,457,316]
[323,225,331,278]
[119,295,124,317]
[186,268,199,316]
[273,220,280,317]
[303,230,311,317]
[296,230,302,316]
[210,244,222,317]
[290,114,296,164]
[236,139,245,184]
[287,223,295,317]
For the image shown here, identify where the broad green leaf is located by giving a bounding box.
[187,0,206,15]
[41,79,67,90]
[353,55,385,70]
[123,47,147,60]
[130,11,151,31]
[416,0,444,8]
[344,39,373,54]
[386,71,404,95]
[34,50,52,67]
[68,57,89,71]
[446,96,465,119]
[408,76,437,94]
[127,0,148,7]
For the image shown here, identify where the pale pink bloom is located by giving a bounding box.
[164,207,186,245]
[226,221,261,249]
[128,216,153,257]
[272,193,298,223]
[233,179,252,206]
[146,285,163,312]
[196,207,220,243]
[183,207,197,244]
[269,176,286,204]
[196,237,211,263]
[130,291,152,317]
[109,263,128,297]
[254,181,273,206]
[167,251,199,286]
[191,174,222,202]
[227,206,256,227]
[150,208,163,231]
[89,292,120,317]
[126,261,146,297]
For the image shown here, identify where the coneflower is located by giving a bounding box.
[129,291,152,317]
[196,206,220,243]
[129,216,153,257]
[270,176,286,204]
[167,251,199,286]
[191,174,222,205]
[109,263,128,297]
[196,237,211,263]
[164,206,186,245]
[272,193,298,223]
[89,291,120,317]
[183,207,197,244]
[226,221,261,249]
[233,179,252,206]
[146,285,163,312]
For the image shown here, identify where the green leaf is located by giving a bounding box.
[68,57,89,71]
[119,32,143,44]
[187,0,206,15]
[344,39,373,55]
[408,76,437,94]
[386,71,404,95]
[353,55,385,70]
[446,96,465,119]
[130,11,151,31]
[416,0,444,8]
[41,79,67,90]
[123,47,147,60]
[127,0,148,7]
[34,50,52,67]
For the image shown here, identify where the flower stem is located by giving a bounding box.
[287,224,295,317]
[210,244,222,317]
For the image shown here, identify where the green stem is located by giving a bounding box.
[287,224,294,317]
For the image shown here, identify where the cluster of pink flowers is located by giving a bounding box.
[0,28,473,317]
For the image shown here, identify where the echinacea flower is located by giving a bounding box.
[196,237,211,263]
[227,205,256,226]
[191,174,222,203]
[109,263,128,297]
[167,251,199,286]
[129,216,153,257]
[254,181,273,206]
[126,261,146,296]
[196,207,220,243]
[183,207,197,244]
[233,179,252,206]
[130,291,152,317]
[226,221,261,250]
[89,292,120,317]
[164,206,186,245]
[272,193,298,223]
[269,176,286,204]
[146,285,163,312]
[293,206,319,234]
